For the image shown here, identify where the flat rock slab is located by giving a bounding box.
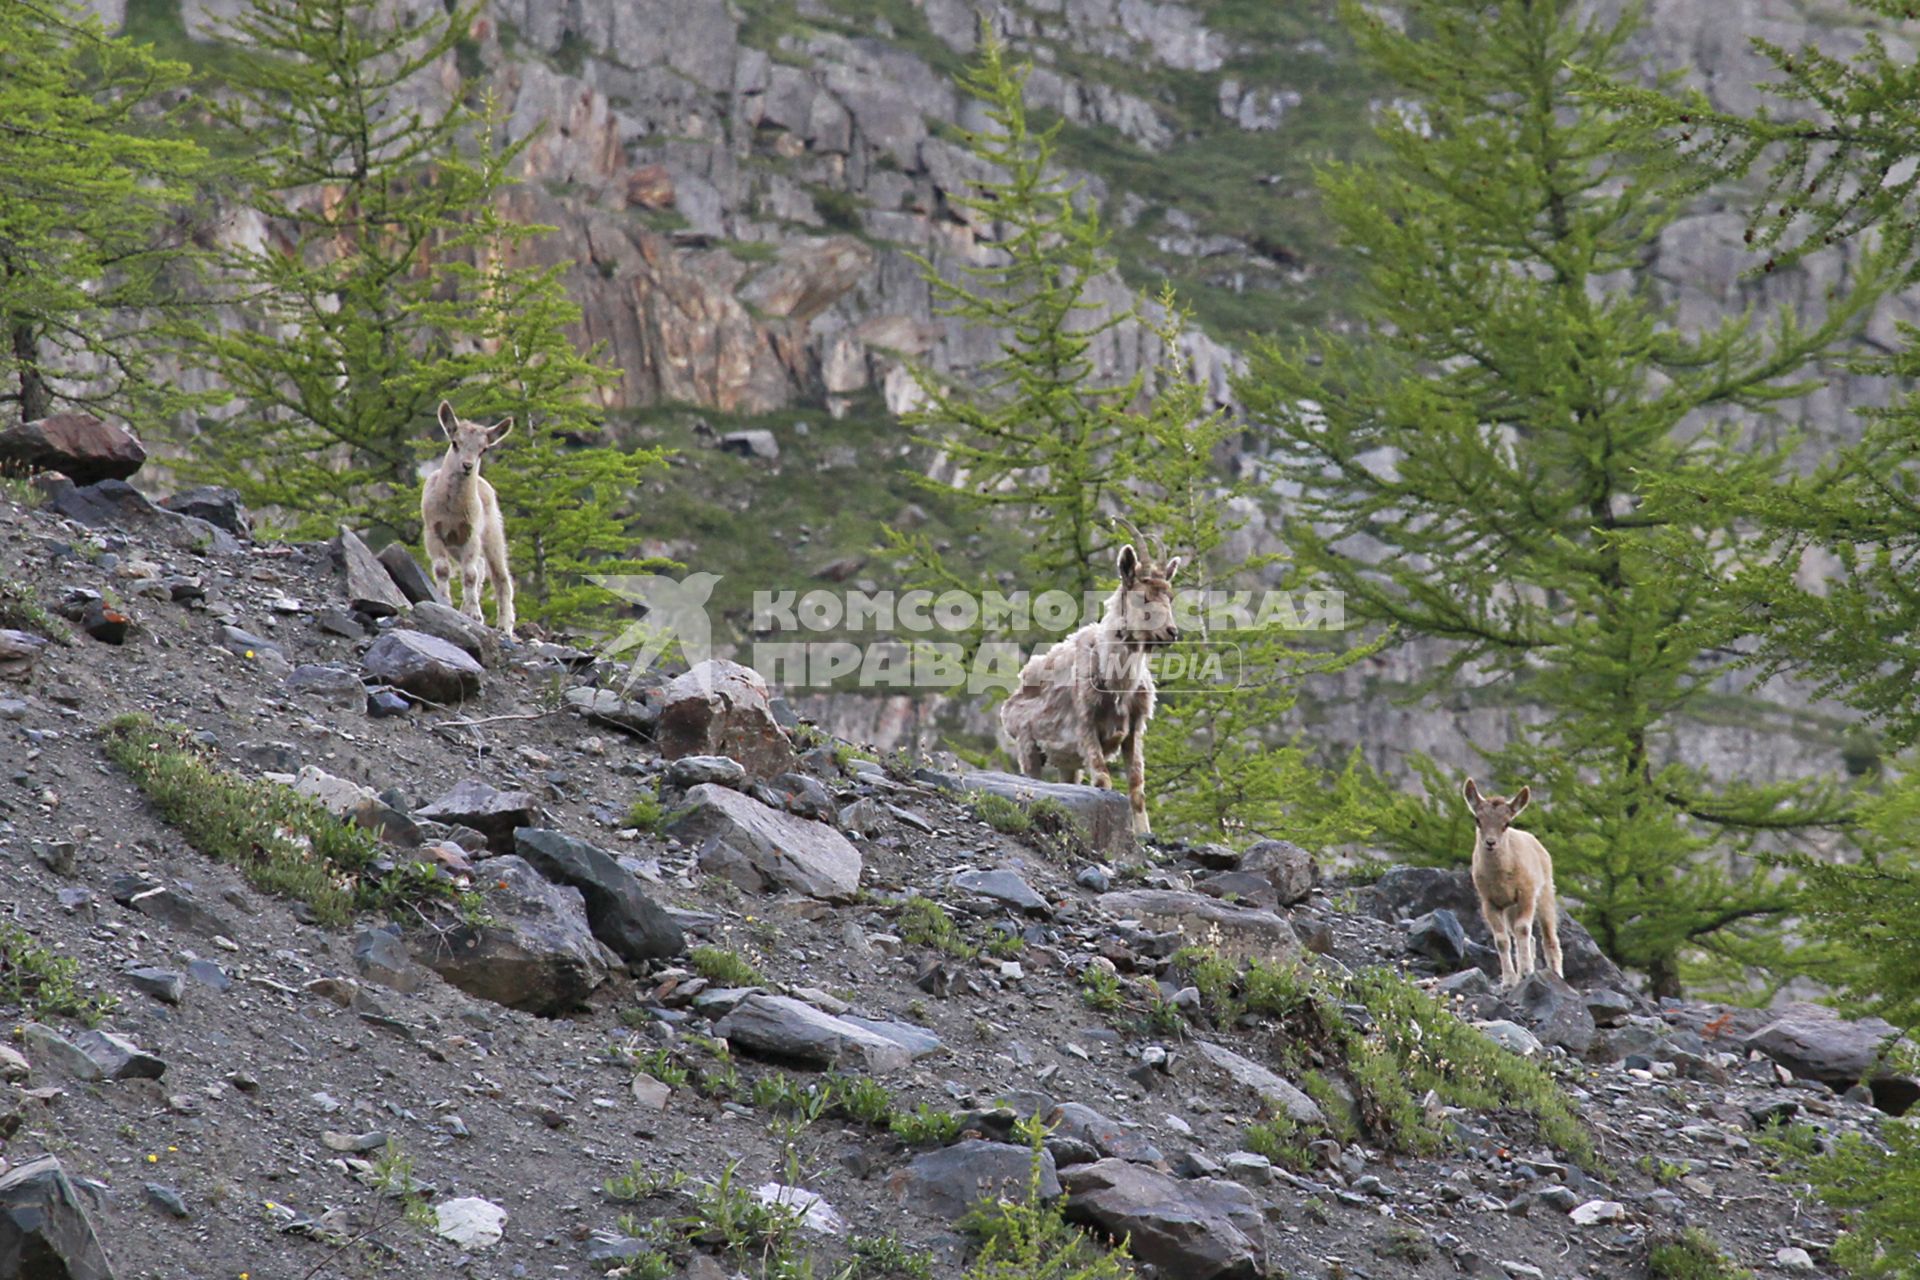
[1048,1102,1163,1164]
[656,660,796,778]
[378,542,441,605]
[0,1155,115,1280]
[566,686,663,736]
[938,770,1135,856]
[1097,890,1299,957]
[952,868,1050,916]
[413,856,612,1015]
[1062,1158,1267,1280]
[416,779,536,855]
[669,783,862,900]
[513,828,684,963]
[434,1197,506,1248]
[362,629,482,704]
[714,994,909,1072]
[840,1015,945,1060]
[1192,1040,1324,1126]
[892,1140,1060,1220]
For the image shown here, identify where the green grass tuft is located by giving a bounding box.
[103,714,470,926]
[689,946,765,987]
[0,924,116,1025]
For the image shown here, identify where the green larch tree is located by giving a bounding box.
[0,0,206,424]
[1242,0,1889,995]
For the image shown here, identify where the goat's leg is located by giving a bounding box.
[1123,719,1150,836]
[484,527,516,640]
[1079,727,1112,789]
[1483,907,1514,988]
[430,559,454,610]
[1539,884,1565,979]
[460,556,486,623]
[1018,740,1046,778]
[1512,905,1537,980]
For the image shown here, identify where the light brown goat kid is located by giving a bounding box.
[1000,543,1181,836]
[1462,778,1563,988]
[422,400,516,641]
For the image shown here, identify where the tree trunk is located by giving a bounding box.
[9,319,51,422]
[1646,951,1683,1001]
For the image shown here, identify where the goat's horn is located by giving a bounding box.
[1110,514,1166,563]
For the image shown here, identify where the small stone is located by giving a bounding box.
[122,966,185,1005]
[322,1130,388,1154]
[433,1196,507,1248]
[1567,1199,1625,1226]
[1775,1247,1816,1272]
[144,1182,190,1219]
[664,755,748,788]
[80,600,130,644]
[631,1074,671,1111]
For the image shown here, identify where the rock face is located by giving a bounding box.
[362,629,483,704]
[413,855,613,1015]
[668,783,862,900]
[0,412,145,483]
[656,660,796,779]
[713,994,910,1071]
[158,485,248,535]
[0,1155,116,1280]
[1364,866,1630,992]
[893,1140,1059,1221]
[513,827,684,963]
[939,770,1138,855]
[1061,1158,1267,1280]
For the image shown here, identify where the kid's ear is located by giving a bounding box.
[1117,544,1139,585]
[485,417,514,449]
[1164,556,1182,582]
[1511,784,1531,816]
[437,400,459,439]
[1462,777,1483,812]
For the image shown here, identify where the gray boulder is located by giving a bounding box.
[354,926,426,994]
[285,664,365,708]
[936,769,1135,856]
[1744,1004,1918,1112]
[713,994,909,1071]
[339,528,410,617]
[892,1140,1059,1221]
[413,856,613,1015]
[0,1155,115,1280]
[656,660,796,778]
[952,868,1049,916]
[1062,1159,1267,1280]
[1097,890,1300,956]
[159,485,248,536]
[1047,1102,1163,1164]
[415,779,536,855]
[1192,1040,1324,1126]
[399,602,500,667]
[1237,839,1316,905]
[377,542,441,604]
[566,686,664,736]
[362,629,482,703]
[668,784,862,900]
[664,755,748,788]
[513,828,684,963]
[1512,972,1598,1058]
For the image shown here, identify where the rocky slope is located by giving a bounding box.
[1,459,1914,1277]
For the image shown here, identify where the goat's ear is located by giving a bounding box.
[1462,777,1482,812]
[1511,785,1530,817]
[1163,556,1182,583]
[437,400,459,440]
[485,417,514,449]
[1117,544,1139,585]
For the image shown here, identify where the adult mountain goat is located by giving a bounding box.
[1462,778,1563,987]
[1000,540,1181,835]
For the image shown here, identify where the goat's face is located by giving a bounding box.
[1462,777,1530,854]
[436,400,513,478]
[1111,544,1182,650]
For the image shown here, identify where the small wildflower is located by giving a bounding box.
[146,1153,158,1163]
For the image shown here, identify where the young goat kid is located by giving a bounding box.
[422,400,516,640]
[1000,543,1181,835]
[1462,778,1563,988]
